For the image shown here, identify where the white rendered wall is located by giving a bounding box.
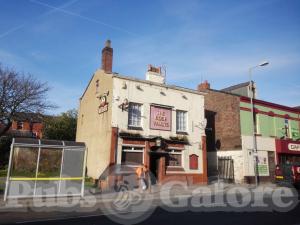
[111,76,206,174]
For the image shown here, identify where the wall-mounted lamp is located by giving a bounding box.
[136,85,143,91]
[160,90,166,96]
[122,82,127,89]
[155,137,162,147]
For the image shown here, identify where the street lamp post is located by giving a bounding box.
[248,61,269,187]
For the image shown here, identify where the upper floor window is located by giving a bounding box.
[176,110,187,132]
[95,80,99,93]
[128,103,142,128]
[284,118,290,138]
[16,121,23,130]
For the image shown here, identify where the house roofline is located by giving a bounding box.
[112,73,206,96]
[240,96,300,114]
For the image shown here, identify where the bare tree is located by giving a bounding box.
[0,64,55,137]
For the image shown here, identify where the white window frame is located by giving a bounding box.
[256,114,260,135]
[166,149,183,168]
[176,110,188,132]
[128,102,143,128]
[121,146,144,167]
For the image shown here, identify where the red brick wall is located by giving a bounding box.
[201,135,208,181]
[161,173,207,185]
[32,122,43,139]
[110,127,118,164]
[204,90,242,151]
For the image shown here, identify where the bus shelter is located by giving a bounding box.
[4,138,86,201]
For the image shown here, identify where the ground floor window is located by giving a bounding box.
[166,150,182,167]
[279,154,300,164]
[121,146,144,165]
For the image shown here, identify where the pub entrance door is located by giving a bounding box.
[150,152,168,185]
[149,153,161,184]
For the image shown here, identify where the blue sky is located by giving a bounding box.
[0,0,299,114]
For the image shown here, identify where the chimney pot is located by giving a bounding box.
[105,39,111,48]
[197,80,210,91]
[148,64,161,74]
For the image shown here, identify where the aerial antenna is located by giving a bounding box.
[161,63,167,83]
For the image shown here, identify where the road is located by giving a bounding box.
[3,205,300,225]
[2,184,300,225]
[2,194,300,225]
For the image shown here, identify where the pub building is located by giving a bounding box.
[76,40,208,186]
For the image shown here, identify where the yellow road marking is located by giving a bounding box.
[10,177,83,181]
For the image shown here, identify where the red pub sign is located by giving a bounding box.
[150,105,172,131]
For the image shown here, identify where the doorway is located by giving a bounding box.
[149,153,161,184]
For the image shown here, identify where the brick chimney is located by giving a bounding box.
[197,80,210,91]
[101,40,113,73]
[145,64,165,84]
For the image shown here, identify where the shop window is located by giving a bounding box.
[166,150,182,167]
[128,103,142,128]
[16,121,23,130]
[121,146,144,165]
[176,110,187,132]
[189,154,198,170]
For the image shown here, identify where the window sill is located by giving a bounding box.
[176,131,188,135]
[166,166,184,172]
[128,126,143,131]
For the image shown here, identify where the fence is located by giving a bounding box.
[218,156,234,183]
[4,138,86,201]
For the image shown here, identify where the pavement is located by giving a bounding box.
[0,181,270,208]
[0,182,295,225]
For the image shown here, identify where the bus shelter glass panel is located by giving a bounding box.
[8,147,38,197]
[11,147,38,177]
[60,149,85,195]
[35,148,62,196]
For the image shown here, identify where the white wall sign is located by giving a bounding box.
[288,143,300,151]
[98,95,108,114]
[257,151,269,176]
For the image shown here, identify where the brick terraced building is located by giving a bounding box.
[199,81,300,183]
